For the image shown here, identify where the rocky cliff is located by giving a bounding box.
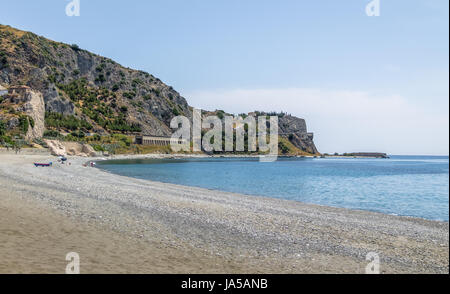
[278,115,318,154]
[16,87,45,140]
[0,24,190,137]
[0,24,319,154]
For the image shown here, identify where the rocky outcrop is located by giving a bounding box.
[0,24,191,137]
[44,139,97,157]
[278,114,318,154]
[44,139,66,156]
[278,115,319,154]
[64,141,97,157]
[0,85,45,140]
[43,85,75,115]
[19,89,45,140]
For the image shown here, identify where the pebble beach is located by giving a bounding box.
[0,154,448,274]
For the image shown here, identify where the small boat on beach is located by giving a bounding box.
[34,162,53,167]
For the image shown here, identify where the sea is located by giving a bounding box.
[96,155,449,221]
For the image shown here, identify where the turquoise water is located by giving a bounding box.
[97,156,449,221]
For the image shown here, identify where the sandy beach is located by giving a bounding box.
[0,153,448,274]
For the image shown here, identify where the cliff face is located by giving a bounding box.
[17,88,45,140]
[0,86,45,141]
[278,115,318,154]
[0,24,190,137]
[0,24,319,154]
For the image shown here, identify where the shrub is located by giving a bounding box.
[123,91,136,99]
[217,110,225,120]
[0,120,6,136]
[92,144,105,152]
[45,112,93,131]
[0,51,8,69]
[132,79,142,87]
[106,118,141,132]
[172,107,180,116]
[278,141,290,154]
[89,134,101,141]
[70,130,85,138]
[71,44,80,51]
[33,138,48,148]
[95,74,106,83]
[43,130,61,138]
[153,88,161,96]
[112,134,132,147]
[19,115,30,134]
[96,63,107,74]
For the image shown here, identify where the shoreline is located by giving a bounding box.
[93,153,448,223]
[0,154,448,273]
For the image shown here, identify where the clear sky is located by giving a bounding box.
[1,0,448,155]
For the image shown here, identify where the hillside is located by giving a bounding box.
[0,24,318,155]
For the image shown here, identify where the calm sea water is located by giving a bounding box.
[97,156,449,221]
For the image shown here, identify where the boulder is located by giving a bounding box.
[44,139,97,157]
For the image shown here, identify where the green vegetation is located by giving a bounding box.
[54,79,141,133]
[18,115,31,134]
[172,107,180,116]
[0,120,6,136]
[96,63,106,72]
[70,130,85,138]
[0,119,29,149]
[123,91,136,99]
[71,44,80,51]
[152,88,161,96]
[74,133,135,154]
[106,117,141,132]
[45,112,93,131]
[43,129,62,138]
[254,111,287,118]
[132,78,142,87]
[0,51,8,69]
[216,110,225,120]
[95,74,106,83]
[278,141,290,154]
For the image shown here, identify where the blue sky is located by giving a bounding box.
[1,0,448,154]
